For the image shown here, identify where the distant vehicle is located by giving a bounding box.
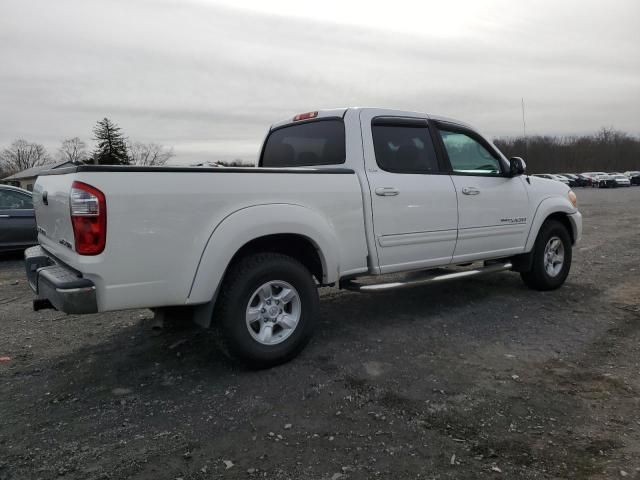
[576,174,593,187]
[551,174,571,186]
[611,174,631,187]
[560,173,589,187]
[0,185,37,253]
[623,171,640,185]
[583,172,616,188]
[559,174,578,187]
[532,174,570,186]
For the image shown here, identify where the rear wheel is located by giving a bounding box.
[520,219,572,291]
[214,253,318,368]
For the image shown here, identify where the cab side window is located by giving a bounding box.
[372,123,440,174]
[439,129,502,176]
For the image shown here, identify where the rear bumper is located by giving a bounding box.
[24,245,98,314]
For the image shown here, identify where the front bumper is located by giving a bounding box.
[24,246,98,314]
[568,211,583,245]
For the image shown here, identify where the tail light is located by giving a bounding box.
[293,111,318,121]
[70,181,106,255]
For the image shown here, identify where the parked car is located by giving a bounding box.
[575,174,592,187]
[551,174,572,186]
[559,174,577,187]
[611,174,631,187]
[24,107,582,367]
[532,174,570,186]
[583,172,616,188]
[0,184,37,253]
[560,173,588,187]
[623,171,640,185]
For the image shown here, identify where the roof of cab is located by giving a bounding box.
[269,107,474,131]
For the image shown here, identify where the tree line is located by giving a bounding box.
[493,127,640,174]
[0,118,174,178]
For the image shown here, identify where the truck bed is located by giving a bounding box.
[33,165,368,311]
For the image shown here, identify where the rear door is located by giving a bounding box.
[434,122,530,262]
[0,188,36,250]
[360,110,458,273]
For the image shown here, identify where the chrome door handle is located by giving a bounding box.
[375,187,399,196]
[0,215,10,218]
[462,187,480,195]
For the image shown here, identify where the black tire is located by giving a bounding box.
[213,253,318,368]
[520,219,572,291]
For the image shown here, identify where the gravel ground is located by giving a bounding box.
[1,187,639,480]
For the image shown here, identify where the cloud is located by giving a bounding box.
[0,0,638,163]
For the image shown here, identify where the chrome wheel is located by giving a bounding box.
[544,236,564,277]
[245,280,301,346]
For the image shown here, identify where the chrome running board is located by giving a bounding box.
[342,262,513,292]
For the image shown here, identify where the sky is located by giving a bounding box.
[1,0,638,164]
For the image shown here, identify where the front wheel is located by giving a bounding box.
[214,253,318,368]
[520,219,572,291]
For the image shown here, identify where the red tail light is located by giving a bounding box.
[70,181,106,255]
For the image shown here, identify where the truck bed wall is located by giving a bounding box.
[33,169,368,311]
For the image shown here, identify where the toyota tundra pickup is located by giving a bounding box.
[25,107,582,367]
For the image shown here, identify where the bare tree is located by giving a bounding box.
[128,142,174,166]
[57,137,88,163]
[0,139,51,175]
[493,127,640,174]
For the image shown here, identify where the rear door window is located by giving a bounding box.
[371,123,440,173]
[261,120,345,167]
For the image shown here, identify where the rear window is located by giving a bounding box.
[261,119,345,167]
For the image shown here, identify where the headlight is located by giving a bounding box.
[568,190,577,208]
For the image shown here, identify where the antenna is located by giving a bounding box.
[521,97,528,158]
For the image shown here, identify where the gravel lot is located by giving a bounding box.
[1,187,639,480]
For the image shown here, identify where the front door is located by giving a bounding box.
[435,123,530,262]
[361,110,458,273]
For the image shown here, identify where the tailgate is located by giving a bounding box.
[32,173,77,262]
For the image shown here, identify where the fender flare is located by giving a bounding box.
[524,196,577,251]
[186,203,339,305]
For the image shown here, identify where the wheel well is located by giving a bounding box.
[229,234,325,283]
[546,212,574,244]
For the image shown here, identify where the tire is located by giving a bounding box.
[213,253,319,368]
[520,219,572,291]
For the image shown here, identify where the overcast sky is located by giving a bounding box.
[1,0,638,163]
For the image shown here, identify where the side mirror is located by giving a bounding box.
[509,157,526,177]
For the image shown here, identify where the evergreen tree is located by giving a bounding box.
[92,118,130,165]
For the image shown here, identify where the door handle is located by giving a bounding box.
[0,215,10,218]
[375,187,399,196]
[462,187,480,195]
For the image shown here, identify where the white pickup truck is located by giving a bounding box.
[25,108,582,366]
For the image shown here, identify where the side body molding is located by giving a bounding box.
[524,196,579,251]
[186,203,339,305]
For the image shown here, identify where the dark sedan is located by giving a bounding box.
[561,173,589,187]
[0,185,37,253]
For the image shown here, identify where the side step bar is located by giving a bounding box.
[342,262,513,292]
